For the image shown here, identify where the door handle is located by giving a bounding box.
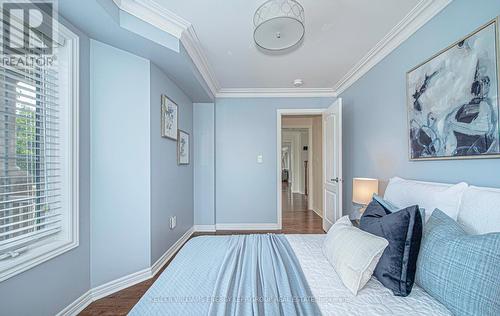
[331,177,339,183]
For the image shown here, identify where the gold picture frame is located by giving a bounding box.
[406,17,500,161]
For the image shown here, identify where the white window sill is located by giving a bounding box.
[0,238,79,282]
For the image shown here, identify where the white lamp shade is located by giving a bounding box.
[352,178,379,205]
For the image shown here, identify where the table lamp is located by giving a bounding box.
[352,178,379,217]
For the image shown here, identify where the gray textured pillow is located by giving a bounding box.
[416,209,500,316]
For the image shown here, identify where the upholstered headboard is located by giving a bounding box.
[383,177,500,234]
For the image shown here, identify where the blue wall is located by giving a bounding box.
[150,63,194,264]
[90,40,151,287]
[215,97,334,224]
[340,0,500,215]
[0,17,91,316]
[194,103,215,227]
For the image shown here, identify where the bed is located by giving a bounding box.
[130,178,500,315]
[129,234,450,316]
[286,234,450,315]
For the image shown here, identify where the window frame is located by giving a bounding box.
[0,20,79,282]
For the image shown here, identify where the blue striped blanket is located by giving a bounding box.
[129,234,321,316]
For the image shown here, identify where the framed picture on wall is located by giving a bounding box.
[161,95,178,140]
[177,130,190,165]
[407,17,500,160]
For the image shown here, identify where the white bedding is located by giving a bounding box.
[286,234,451,316]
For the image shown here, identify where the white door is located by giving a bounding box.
[322,98,343,232]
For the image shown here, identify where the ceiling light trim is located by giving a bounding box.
[333,0,452,95]
[216,88,337,98]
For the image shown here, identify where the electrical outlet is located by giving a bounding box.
[170,216,176,229]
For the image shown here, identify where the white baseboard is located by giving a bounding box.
[215,223,280,231]
[57,227,194,316]
[56,290,92,316]
[312,208,323,219]
[91,267,151,301]
[151,227,194,276]
[193,224,216,232]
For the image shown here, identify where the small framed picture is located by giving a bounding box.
[177,130,190,165]
[161,95,178,140]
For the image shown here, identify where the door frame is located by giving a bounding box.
[276,108,325,230]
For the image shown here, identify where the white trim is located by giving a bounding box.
[215,223,280,231]
[312,208,323,219]
[63,17,81,267]
[277,109,325,230]
[112,0,450,99]
[91,267,152,302]
[181,26,220,97]
[57,227,194,316]
[56,290,93,316]
[0,21,80,283]
[112,0,190,38]
[193,225,216,232]
[150,227,194,276]
[278,109,328,116]
[111,0,219,97]
[333,0,452,95]
[217,88,337,98]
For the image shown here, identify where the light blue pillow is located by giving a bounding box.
[372,194,426,221]
[415,209,500,316]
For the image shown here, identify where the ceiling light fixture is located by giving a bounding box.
[253,0,305,51]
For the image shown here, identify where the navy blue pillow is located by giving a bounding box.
[360,199,423,297]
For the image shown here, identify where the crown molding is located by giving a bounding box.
[181,26,220,97]
[333,0,452,95]
[112,0,219,97]
[112,0,190,38]
[216,88,337,98]
[112,0,451,100]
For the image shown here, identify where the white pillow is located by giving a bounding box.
[384,177,468,222]
[322,216,388,295]
[458,185,500,234]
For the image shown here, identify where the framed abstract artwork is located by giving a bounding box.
[161,95,178,140]
[177,130,190,165]
[407,18,500,160]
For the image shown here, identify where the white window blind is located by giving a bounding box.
[0,13,62,260]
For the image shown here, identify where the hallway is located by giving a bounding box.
[282,182,324,234]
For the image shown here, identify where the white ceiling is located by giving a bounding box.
[157,0,421,90]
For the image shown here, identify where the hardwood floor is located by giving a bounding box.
[79,183,324,315]
[281,181,324,234]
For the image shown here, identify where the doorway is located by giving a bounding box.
[276,101,343,233]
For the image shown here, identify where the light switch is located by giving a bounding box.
[257,154,263,164]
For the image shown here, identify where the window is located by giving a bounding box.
[0,10,79,282]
